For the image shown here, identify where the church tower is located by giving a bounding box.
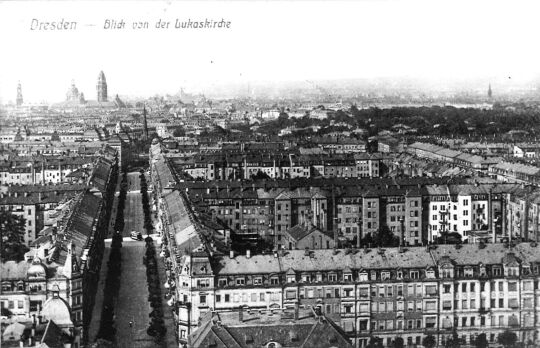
[488,84,492,99]
[97,71,108,102]
[16,81,23,106]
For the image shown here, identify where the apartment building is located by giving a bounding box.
[159,185,540,348]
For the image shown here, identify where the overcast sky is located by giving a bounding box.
[1,0,540,103]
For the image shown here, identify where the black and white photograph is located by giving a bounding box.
[1,1,540,347]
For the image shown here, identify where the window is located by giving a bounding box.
[359,302,369,313]
[426,301,437,311]
[407,301,414,312]
[286,290,296,299]
[508,282,517,292]
[199,294,207,304]
[397,301,404,311]
[260,293,265,301]
[443,284,451,293]
[236,278,245,286]
[359,287,369,298]
[216,295,221,302]
[225,294,230,302]
[426,316,436,328]
[508,298,519,308]
[442,300,452,310]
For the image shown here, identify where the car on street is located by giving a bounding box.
[130,231,143,241]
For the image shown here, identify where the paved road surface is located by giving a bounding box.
[89,171,168,348]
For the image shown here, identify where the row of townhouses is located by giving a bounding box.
[169,151,383,181]
[0,152,118,345]
[150,147,540,348]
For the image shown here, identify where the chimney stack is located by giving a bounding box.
[229,250,234,259]
[294,302,299,320]
[239,306,244,322]
[246,249,251,258]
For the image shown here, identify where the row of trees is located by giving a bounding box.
[140,170,154,235]
[113,171,129,234]
[96,229,123,342]
[143,236,167,343]
[96,171,128,344]
[366,329,518,348]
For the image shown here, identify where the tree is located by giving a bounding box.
[474,333,489,348]
[251,170,271,180]
[172,126,185,137]
[1,211,29,261]
[422,334,436,348]
[367,336,384,348]
[392,337,404,348]
[445,329,463,348]
[498,330,518,348]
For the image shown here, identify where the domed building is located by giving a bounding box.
[26,255,47,279]
[66,81,80,102]
[41,287,73,329]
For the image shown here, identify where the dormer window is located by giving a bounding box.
[197,279,210,288]
[381,271,390,281]
[493,267,502,276]
[328,273,337,282]
[464,267,474,278]
[235,278,245,286]
[359,272,368,282]
[301,274,311,283]
[370,271,377,280]
[410,271,420,279]
[442,268,453,279]
[286,275,296,283]
[479,265,486,277]
[1,282,11,292]
[343,273,352,282]
[316,272,323,282]
[505,267,519,277]
[218,278,227,287]
[396,271,403,280]
[426,270,435,279]
[253,277,262,285]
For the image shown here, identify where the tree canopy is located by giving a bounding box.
[1,211,29,262]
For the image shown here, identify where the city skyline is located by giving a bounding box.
[2,0,540,103]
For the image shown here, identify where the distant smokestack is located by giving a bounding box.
[239,306,244,322]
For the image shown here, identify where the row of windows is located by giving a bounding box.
[213,292,281,304]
